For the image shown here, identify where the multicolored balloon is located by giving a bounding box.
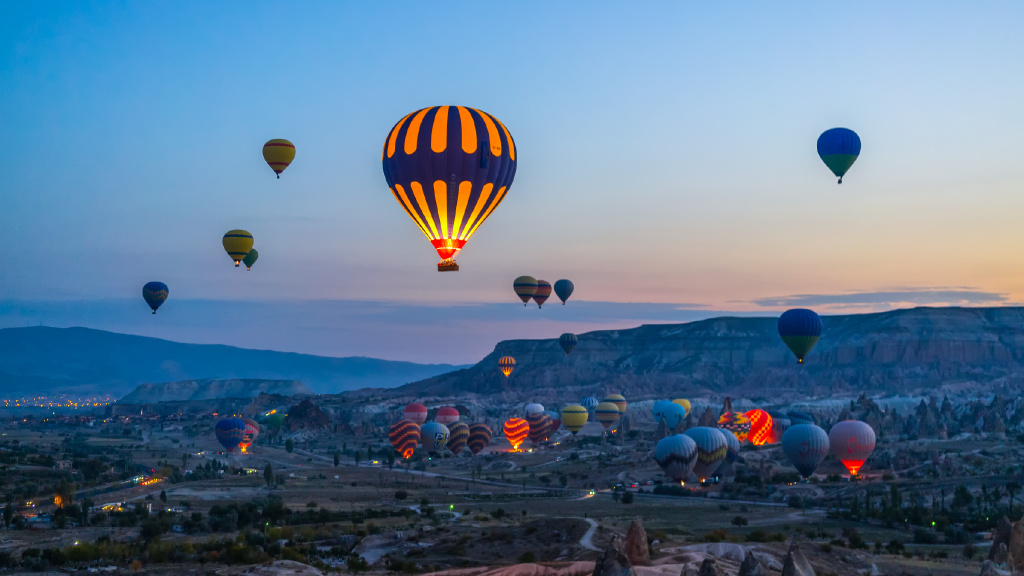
[560,405,588,434]
[778,309,823,364]
[447,421,470,454]
[595,402,621,430]
[559,333,578,356]
[768,412,792,444]
[553,279,574,305]
[817,128,860,184]
[581,397,599,417]
[467,423,492,454]
[718,412,751,443]
[142,282,168,314]
[603,393,627,414]
[222,230,254,267]
[533,280,552,308]
[503,417,529,450]
[263,138,296,178]
[653,400,686,430]
[684,427,728,481]
[745,409,773,446]
[524,403,545,416]
[829,420,876,476]
[720,428,740,463]
[782,424,829,478]
[544,410,561,433]
[389,419,421,459]
[527,411,551,444]
[420,422,450,454]
[513,276,538,305]
[403,403,428,425]
[215,418,246,452]
[240,418,260,453]
[654,434,698,482]
[242,249,259,271]
[382,106,518,271]
[499,356,516,378]
[436,407,460,426]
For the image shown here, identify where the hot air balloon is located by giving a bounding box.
[142,282,168,314]
[242,249,259,271]
[782,424,829,478]
[595,402,621,430]
[526,411,551,444]
[263,139,296,178]
[436,407,460,426]
[720,429,741,464]
[267,413,286,430]
[554,279,574,305]
[581,397,599,417]
[717,412,751,443]
[467,423,493,454]
[215,418,246,452]
[654,434,698,482]
[559,333,578,356]
[560,405,588,435]
[817,128,860,184]
[382,106,517,271]
[533,280,552,308]
[768,412,792,444]
[240,418,260,453]
[673,399,691,417]
[788,411,815,425]
[389,420,421,459]
[420,422,450,454]
[513,276,538,305]
[403,403,428,425]
[829,420,876,476]
[778,309,823,364]
[683,427,728,481]
[447,421,470,454]
[544,410,561,433]
[524,403,545,416]
[652,400,686,430]
[503,417,529,450]
[745,409,774,446]
[499,356,516,378]
[222,230,254,267]
[603,394,627,414]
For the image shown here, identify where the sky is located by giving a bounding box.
[1,2,1022,363]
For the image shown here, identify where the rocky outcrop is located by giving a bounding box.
[216,560,324,575]
[284,399,331,432]
[781,542,815,576]
[979,560,1001,576]
[696,559,718,576]
[737,551,767,576]
[121,378,314,403]
[1008,518,1024,573]
[592,535,635,576]
[991,542,1008,564]
[623,520,649,565]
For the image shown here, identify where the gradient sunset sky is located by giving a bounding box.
[2,2,1022,363]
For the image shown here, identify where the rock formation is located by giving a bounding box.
[979,560,1000,576]
[737,551,768,576]
[781,542,815,576]
[623,520,649,565]
[990,518,1012,561]
[284,399,331,433]
[592,535,635,576]
[1008,518,1024,573]
[696,559,719,576]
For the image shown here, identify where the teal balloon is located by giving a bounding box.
[142,282,168,314]
[242,249,259,270]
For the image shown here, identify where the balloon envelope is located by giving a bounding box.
[263,139,295,177]
[782,424,829,478]
[142,282,168,314]
[829,420,876,476]
[595,402,621,429]
[559,333,578,356]
[389,419,421,459]
[467,423,492,454]
[420,422,450,454]
[503,417,529,450]
[653,400,686,429]
[673,399,691,417]
[553,279,574,304]
[524,403,545,416]
[778,309,823,363]
[581,397,598,414]
[513,276,538,304]
[222,230,254,267]
[745,409,774,446]
[654,434,698,482]
[436,407,460,426]
[447,421,470,454]
[382,106,517,270]
[603,394,627,413]
[817,128,860,183]
[788,411,816,425]
[242,249,259,270]
[561,405,588,434]
[215,418,246,452]
[720,429,741,463]
[403,403,428,425]
[499,356,515,377]
[533,280,552,308]
[717,412,751,443]
[526,412,551,444]
[544,410,561,433]
[684,427,728,480]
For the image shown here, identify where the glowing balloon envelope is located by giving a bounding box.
[560,405,588,434]
[829,420,876,476]
[142,282,168,314]
[263,139,296,178]
[778,308,823,364]
[717,412,751,443]
[222,230,254,267]
[553,279,574,305]
[382,106,518,271]
[533,280,552,308]
[503,417,529,450]
[467,423,492,454]
[745,409,774,446]
[782,424,829,478]
[447,421,470,454]
[420,422,450,454]
[559,333,578,356]
[513,276,538,305]
[817,128,860,184]
[499,356,516,378]
[240,418,259,452]
[389,419,421,459]
[654,434,698,482]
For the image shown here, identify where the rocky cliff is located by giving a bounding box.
[400,307,1024,400]
[120,379,314,403]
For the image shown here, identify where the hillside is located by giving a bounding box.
[119,379,314,403]
[0,326,464,398]
[399,306,1024,402]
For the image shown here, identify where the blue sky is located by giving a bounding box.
[1,2,1022,363]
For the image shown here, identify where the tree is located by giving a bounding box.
[612,489,622,503]
[55,478,75,508]
[963,541,976,560]
[621,491,634,504]
[3,503,13,528]
[731,516,748,527]
[159,490,167,504]
[387,450,396,470]
[334,452,340,467]
[307,501,318,509]
[1007,481,1021,515]
[285,439,294,453]
[354,449,362,466]
[264,463,274,487]
[394,490,408,501]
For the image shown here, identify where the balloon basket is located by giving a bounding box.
[437,261,460,272]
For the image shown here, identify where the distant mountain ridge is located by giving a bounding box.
[0,326,465,398]
[399,307,1024,402]
[120,379,314,403]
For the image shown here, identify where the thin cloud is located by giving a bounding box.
[751,289,1009,308]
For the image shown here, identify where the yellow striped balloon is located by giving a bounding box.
[560,404,589,435]
[595,402,621,430]
[603,393,627,414]
[262,139,295,178]
[673,399,691,417]
[222,230,254,267]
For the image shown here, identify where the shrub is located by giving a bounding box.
[517,551,536,563]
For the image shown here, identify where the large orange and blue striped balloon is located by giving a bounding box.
[382,106,517,271]
[142,282,168,314]
[388,419,421,459]
[467,423,492,454]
